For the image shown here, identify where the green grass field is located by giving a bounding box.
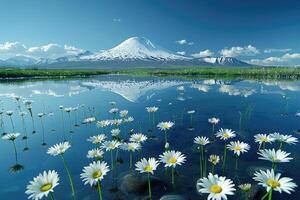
[1,67,300,80]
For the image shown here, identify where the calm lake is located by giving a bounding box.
[0,75,299,200]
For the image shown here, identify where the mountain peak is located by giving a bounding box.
[82,37,187,61]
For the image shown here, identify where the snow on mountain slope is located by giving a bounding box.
[81,37,189,61]
[203,56,251,66]
[5,56,37,66]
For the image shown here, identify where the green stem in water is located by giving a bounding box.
[49,192,55,200]
[279,142,283,150]
[203,152,207,177]
[60,154,75,198]
[147,173,152,200]
[200,147,203,177]
[171,167,175,186]
[97,181,103,200]
[110,150,114,170]
[261,191,269,200]
[211,165,215,174]
[164,130,168,146]
[268,189,272,200]
[10,116,15,132]
[235,156,238,171]
[222,142,227,169]
[129,152,132,171]
[12,140,18,164]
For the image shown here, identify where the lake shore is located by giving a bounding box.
[1,67,300,80]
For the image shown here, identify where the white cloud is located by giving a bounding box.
[264,48,291,53]
[27,44,84,59]
[191,49,214,58]
[113,18,121,22]
[0,42,27,58]
[175,39,194,45]
[176,51,186,55]
[0,41,84,59]
[220,45,259,57]
[249,53,300,66]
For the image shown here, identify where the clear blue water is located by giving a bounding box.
[0,75,299,200]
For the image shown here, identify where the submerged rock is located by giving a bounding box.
[246,185,265,200]
[160,194,189,200]
[120,173,166,195]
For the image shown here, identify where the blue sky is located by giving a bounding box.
[1,0,300,65]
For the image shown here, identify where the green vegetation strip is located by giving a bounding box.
[1,67,300,80]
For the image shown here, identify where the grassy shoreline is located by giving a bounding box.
[1,67,300,80]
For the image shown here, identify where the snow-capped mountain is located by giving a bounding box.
[82,37,189,61]
[202,56,252,66]
[0,37,253,68]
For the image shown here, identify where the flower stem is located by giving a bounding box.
[279,142,283,150]
[268,189,272,200]
[235,156,238,170]
[222,142,227,169]
[171,167,175,186]
[211,165,215,174]
[97,181,103,200]
[110,150,114,170]
[9,116,15,132]
[200,148,203,177]
[12,140,18,164]
[147,173,152,200]
[49,192,55,200]
[261,191,269,200]
[60,154,75,198]
[164,130,168,145]
[129,152,132,171]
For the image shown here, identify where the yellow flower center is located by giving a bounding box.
[260,137,268,142]
[234,146,241,151]
[92,170,102,179]
[40,183,53,192]
[223,133,229,138]
[210,184,222,193]
[144,165,153,172]
[267,179,280,188]
[108,144,115,149]
[168,157,177,164]
[163,124,169,129]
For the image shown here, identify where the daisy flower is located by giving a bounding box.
[119,110,128,118]
[208,117,220,125]
[270,132,298,145]
[159,150,186,168]
[135,158,159,199]
[47,142,71,156]
[253,169,297,194]
[2,133,20,141]
[80,161,110,186]
[87,134,107,144]
[159,150,186,185]
[101,140,121,151]
[26,170,59,200]
[80,161,110,200]
[87,148,104,159]
[258,149,293,163]
[111,128,120,137]
[96,120,111,128]
[157,121,174,131]
[197,173,236,200]
[254,134,274,145]
[208,155,220,166]
[238,183,251,192]
[109,108,119,114]
[135,158,159,174]
[130,133,147,143]
[83,117,96,124]
[146,106,159,113]
[215,128,236,140]
[227,141,250,156]
[121,142,141,152]
[194,136,210,146]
